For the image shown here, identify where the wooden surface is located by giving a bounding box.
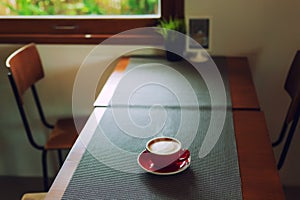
[94,57,130,107]
[45,110,104,200]
[46,56,284,200]
[94,56,261,110]
[233,111,284,199]
[226,57,260,110]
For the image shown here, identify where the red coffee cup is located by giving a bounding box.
[146,137,188,169]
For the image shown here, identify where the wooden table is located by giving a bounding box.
[46,56,284,200]
[226,57,260,110]
[93,56,261,110]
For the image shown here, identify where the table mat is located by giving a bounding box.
[62,107,242,200]
[97,56,231,108]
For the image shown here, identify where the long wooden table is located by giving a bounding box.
[93,56,261,110]
[46,56,284,199]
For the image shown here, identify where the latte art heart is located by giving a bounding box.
[149,140,181,154]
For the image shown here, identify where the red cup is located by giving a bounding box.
[146,137,188,169]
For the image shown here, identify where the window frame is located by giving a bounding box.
[0,0,184,44]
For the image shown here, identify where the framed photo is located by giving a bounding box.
[186,16,211,52]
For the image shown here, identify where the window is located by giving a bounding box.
[0,0,184,44]
[0,0,160,17]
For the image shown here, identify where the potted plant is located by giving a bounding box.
[157,17,186,61]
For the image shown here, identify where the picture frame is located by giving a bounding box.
[186,16,212,52]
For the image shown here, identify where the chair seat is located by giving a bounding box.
[45,118,78,150]
[21,192,47,200]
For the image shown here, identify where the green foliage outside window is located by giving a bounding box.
[0,0,159,16]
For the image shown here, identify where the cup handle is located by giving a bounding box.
[178,149,190,161]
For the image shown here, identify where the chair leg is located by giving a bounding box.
[42,150,49,191]
[277,116,299,170]
[272,122,288,147]
[58,150,63,167]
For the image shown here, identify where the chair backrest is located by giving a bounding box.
[6,43,46,150]
[284,50,300,123]
[6,43,44,101]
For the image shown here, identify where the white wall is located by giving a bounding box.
[185,0,300,186]
[248,0,300,186]
[0,0,300,186]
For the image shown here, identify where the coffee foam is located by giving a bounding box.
[148,140,180,154]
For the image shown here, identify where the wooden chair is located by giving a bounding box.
[5,43,84,190]
[21,192,47,200]
[272,50,300,169]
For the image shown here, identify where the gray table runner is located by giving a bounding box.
[99,56,232,108]
[62,106,242,199]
